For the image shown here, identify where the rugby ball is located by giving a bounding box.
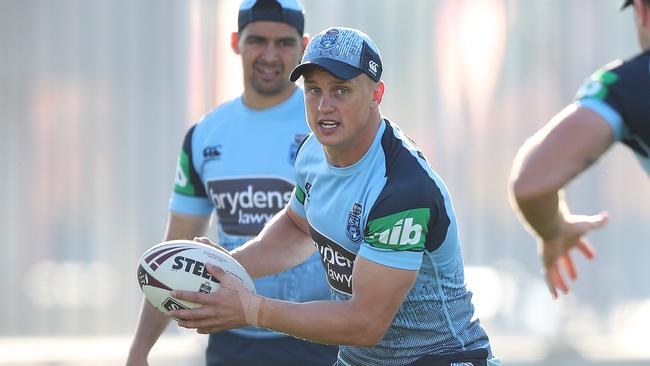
[137,240,255,318]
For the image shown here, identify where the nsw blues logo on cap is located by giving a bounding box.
[319,29,340,49]
[289,27,383,82]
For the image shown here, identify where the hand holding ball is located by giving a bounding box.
[137,240,255,318]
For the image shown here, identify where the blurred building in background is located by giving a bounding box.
[1,0,648,365]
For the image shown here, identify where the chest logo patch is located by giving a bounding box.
[346,202,363,243]
[207,177,294,236]
[310,225,356,295]
[203,145,222,161]
[365,208,430,251]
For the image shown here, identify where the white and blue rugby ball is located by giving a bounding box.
[137,240,255,318]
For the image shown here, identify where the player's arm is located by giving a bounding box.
[260,257,417,346]
[510,104,613,238]
[509,104,611,297]
[172,255,417,346]
[126,212,210,366]
[229,205,317,279]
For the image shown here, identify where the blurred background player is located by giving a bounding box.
[509,0,650,299]
[170,26,500,366]
[125,1,337,365]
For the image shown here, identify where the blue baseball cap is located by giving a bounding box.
[289,27,383,82]
[238,0,305,35]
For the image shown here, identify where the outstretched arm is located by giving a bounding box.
[509,104,613,298]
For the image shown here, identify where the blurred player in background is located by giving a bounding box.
[509,0,650,299]
[126,1,337,365]
[171,26,500,366]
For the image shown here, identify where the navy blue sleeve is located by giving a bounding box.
[173,124,207,197]
[576,52,650,156]
[364,122,450,254]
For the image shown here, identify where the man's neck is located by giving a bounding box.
[242,85,297,110]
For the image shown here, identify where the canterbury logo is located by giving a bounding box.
[144,246,192,271]
[371,218,422,246]
[368,60,378,74]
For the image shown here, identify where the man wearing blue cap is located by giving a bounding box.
[125,1,337,365]
[171,27,500,366]
[510,0,650,299]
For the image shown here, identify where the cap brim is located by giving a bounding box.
[620,0,633,10]
[290,58,363,82]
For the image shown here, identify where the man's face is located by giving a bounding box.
[236,21,305,96]
[302,68,381,165]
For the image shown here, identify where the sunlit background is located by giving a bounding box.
[1,0,649,365]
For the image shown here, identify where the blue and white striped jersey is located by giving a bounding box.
[291,119,493,366]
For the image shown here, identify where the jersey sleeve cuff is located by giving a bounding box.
[169,192,214,215]
[290,195,306,218]
[358,245,423,270]
[575,99,626,141]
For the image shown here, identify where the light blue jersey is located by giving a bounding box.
[170,88,331,338]
[291,119,493,366]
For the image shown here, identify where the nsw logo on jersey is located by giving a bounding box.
[346,202,363,243]
[365,208,429,251]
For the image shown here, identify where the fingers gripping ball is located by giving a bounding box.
[137,240,255,319]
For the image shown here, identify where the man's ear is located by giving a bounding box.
[371,81,385,105]
[231,32,241,55]
[638,0,650,27]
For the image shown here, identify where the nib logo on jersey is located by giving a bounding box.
[365,208,430,251]
[310,225,356,295]
[208,177,294,236]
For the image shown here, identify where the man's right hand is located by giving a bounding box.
[539,211,609,299]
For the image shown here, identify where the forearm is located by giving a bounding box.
[172,256,412,347]
[128,211,208,363]
[127,300,170,360]
[509,123,575,241]
[256,257,410,347]
[260,298,383,346]
[164,212,210,240]
[231,207,315,279]
[510,105,615,240]
[513,188,569,241]
[510,144,571,241]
